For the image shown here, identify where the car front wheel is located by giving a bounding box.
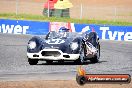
[28,58,38,65]
[75,48,85,64]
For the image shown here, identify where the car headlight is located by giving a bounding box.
[28,41,36,49]
[70,42,78,50]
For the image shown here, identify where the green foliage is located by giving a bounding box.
[0,13,132,26]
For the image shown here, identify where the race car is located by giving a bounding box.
[27,28,100,65]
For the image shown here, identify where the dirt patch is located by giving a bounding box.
[0,0,132,22]
[0,80,132,88]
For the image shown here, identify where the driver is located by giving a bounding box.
[58,27,69,37]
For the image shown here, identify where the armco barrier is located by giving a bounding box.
[0,19,132,41]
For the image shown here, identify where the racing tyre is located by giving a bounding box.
[75,48,85,64]
[46,60,53,64]
[28,58,38,65]
[90,56,99,63]
[76,75,86,85]
[90,43,100,63]
[58,60,64,63]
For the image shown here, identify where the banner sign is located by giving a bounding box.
[0,19,132,41]
[0,19,49,35]
[76,66,131,85]
[49,22,132,41]
[49,22,75,32]
[74,24,132,41]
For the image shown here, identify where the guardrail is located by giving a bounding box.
[0,19,132,41]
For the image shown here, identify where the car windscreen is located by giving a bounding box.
[48,32,83,39]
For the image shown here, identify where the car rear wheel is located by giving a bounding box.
[90,56,99,63]
[90,43,100,63]
[28,58,38,65]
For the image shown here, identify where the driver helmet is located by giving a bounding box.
[59,27,69,32]
[59,27,69,37]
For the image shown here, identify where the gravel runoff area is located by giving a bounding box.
[0,80,132,88]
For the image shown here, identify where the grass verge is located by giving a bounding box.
[0,13,132,26]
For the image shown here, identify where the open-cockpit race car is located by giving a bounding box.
[27,28,100,65]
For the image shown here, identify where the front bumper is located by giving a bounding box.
[27,49,80,60]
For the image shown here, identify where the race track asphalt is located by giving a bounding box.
[0,33,132,81]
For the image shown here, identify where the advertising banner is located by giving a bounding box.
[49,22,75,32]
[49,22,132,41]
[74,24,132,41]
[0,19,132,41]
[0,19,49,35]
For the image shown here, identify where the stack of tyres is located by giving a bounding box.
[43,8,55,17]
[54,8,70,17]
[43,0,72,17]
